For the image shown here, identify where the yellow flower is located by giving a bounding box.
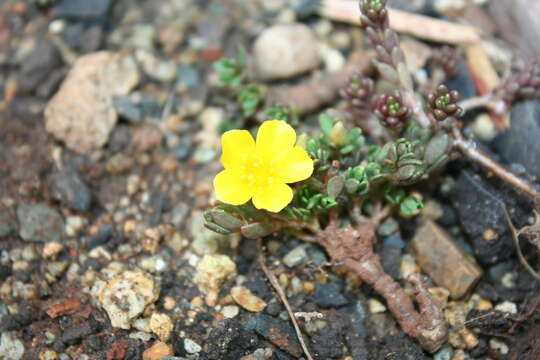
[214,120,314,212]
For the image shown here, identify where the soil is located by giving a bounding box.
[0,0,539,359]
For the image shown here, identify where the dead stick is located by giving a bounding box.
[501,204,540,282]
[452,127,540,202]
[320,0,480,45]
[257,239,315,360]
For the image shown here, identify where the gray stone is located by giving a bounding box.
[54,0,112,21]
[282,245,308,268]
[17,203,64,243]
[0,210,14,237]
[494,100,540,179]
[253,24,321,80]
[50,170,91,212]
[113,97,143,123]
[311,283,348,307]
[0,332,24,360]
[18,39,61,93]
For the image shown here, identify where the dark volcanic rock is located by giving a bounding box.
[242,314,302,358]
[311,283,348,308]
[371,334,429,360]
[18,39,61,93]
[494,100,540,179]
[204,319,260,360]
[50,170,91,212]
[452,170,529,265]
[54,0,112,21]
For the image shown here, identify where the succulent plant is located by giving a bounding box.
[340,72,375,114]
[427,84,462,122]
[375,92,412,129]
[431,46,461,78]
[499,61,540,104]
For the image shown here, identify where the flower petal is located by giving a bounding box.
[256,120,296,161]
[221,130,255,169]
[252,182,293,213]
[214,169,253,205]
[278,146,314,183]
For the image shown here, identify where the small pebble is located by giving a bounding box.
[368,298,387,313]
[142,342,173,360]
[42,242,64,259]
[39,349,58,360]
[473,113,497,142]
[221,305,240,318]
[494,301,517,314]
[184,338,202,354]
[163,296,176,311]
[150,313,174,341]
[400,254,419,279]
[282,245,308,268]
[489,338,509,355]
[194,255,237,306]
[231,286,267,312]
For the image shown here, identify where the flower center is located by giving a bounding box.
[239,154,282,192]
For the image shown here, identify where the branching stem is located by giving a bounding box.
[452,127,540,202]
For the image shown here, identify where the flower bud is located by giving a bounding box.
[330,122,347,147]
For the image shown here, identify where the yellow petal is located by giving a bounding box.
[221,130,255,169]
[252,182,293,213]
[256,120,296,162]
[214,169,253,205]
[278,146,314,183]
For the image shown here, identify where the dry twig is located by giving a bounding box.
[320,0,480,45]
[452,127,540,202]
[257,239,315,360]
[501,204,540,282]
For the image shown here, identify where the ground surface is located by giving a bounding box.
[1,0,540,359]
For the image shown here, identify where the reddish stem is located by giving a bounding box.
[314,220,447,352]
[452,127,540,203]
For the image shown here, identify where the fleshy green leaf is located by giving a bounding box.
[400,196,424,215]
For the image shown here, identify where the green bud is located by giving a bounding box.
[319,114,334,136]
[240,222,281,239]
[204,222,232,235]
[330,122,347,147]
[306,138,319,154]
[400,196,424,216]
[393,164,423,183]
[206,209,244,232]
[327,175,345,198]
[345,178,360,193]
[296,133,309,150]
[307,194,324,209]
[424,133,451,167]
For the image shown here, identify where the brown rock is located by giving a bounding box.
[411,219,482,299]
[106,153,134,174]
[142,342,173,360]
[132,124,162,153]
[45,52,139,154]
[45,299,83,318]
